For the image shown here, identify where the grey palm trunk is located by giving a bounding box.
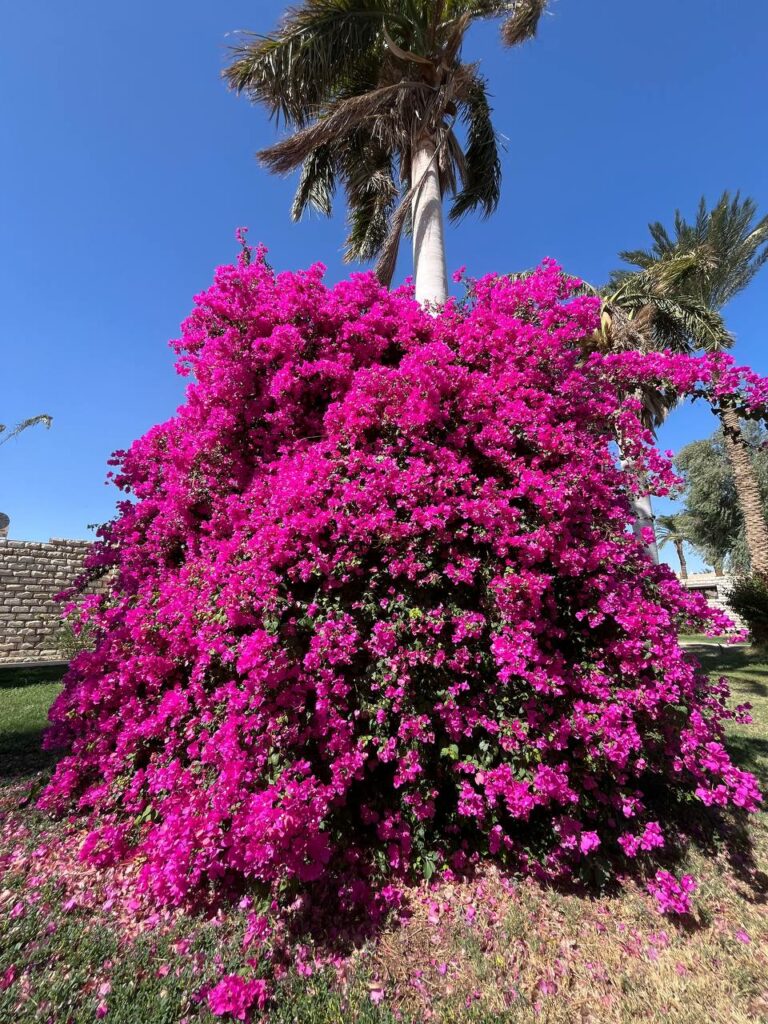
[619,457,660,565]
[411,138,449,307]
[631,490,660,565]
[674,539,688,579]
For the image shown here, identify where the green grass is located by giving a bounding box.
[686,643,768,792]
[0,679,61,779]
[678,633,749,646]
[0,649,767,1023]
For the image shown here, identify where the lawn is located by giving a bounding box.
[0,649,766,1024]
[0,675,62,780]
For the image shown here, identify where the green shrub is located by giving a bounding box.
[55,619,94,661]
[727,573,768,647]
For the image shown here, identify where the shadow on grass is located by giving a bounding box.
[0,726,59,780]
[727,678,768,699]
[726,735,768,789]
[0,662,67,689]
[689,808,768,907]
[684,643,755,672]
[1,676,63,782]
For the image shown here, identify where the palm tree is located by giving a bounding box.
[224,0,550,305]
[0,414,52,448]
[619,192,768,575]
[655,513,693,579]
[580,253,731,562]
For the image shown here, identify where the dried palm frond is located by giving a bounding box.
[501,0,549,46]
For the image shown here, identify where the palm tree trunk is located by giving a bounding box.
[714,561,724,577]
[720,406,768,576]
[631,490,660,564]
[674,539,688,579]
[619,456,660,564]
[411,139,448,307]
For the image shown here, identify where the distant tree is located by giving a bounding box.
[619,192,768,574]
[224,0,551,305]
[0,414,52,448]
[655,513,694,579]
[675,423,768,573]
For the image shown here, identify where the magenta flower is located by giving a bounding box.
[0,966,16,992]
[579,831,601,855]
[647,870,697,916]
[207,975,270,1020]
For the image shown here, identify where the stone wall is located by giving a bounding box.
[678,571,742,629]
[0,539,98,664]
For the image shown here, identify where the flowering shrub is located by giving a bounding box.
[727,572,768,648]
[41,248,762,913]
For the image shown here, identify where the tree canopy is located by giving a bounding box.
[618,190,768,318]
[224,1,550,284]
[675,423,768,571]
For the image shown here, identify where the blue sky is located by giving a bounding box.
[1,1,766,572]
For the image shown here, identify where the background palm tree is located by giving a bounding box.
[580,253,731,561]
[224,0,550,305]
[655,512,694,579]
[618,192,768,574]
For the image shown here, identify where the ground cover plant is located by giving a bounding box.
[1,645,766,1022]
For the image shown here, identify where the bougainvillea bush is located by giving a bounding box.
[41,247,763,916]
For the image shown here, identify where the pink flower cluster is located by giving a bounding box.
[40,250,761,913]
[207,975,270,1020]
[646,870,697,916]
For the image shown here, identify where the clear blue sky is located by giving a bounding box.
[1,1,766,573]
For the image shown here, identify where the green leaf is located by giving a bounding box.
[421,852,437,881]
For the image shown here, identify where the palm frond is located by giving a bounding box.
[373,147,444,285]
[449,73,501,221]
[704,191,768,306]
[0,415,53,448]
[616,248,717,295]
[617,248,656,271]
[607,249,733,352]
[228,0,555,283]
[291,144,337,219]
[655,512,694,549]
[224,1,401,125]
[374,190,412,286]
[640,384,675,432]
[339,135,399,262]
[619,191,768,315]
[646,296,732,352]
[258,83,423,174]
